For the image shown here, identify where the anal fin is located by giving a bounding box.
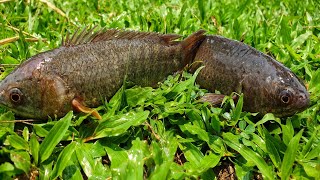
[72,98,102,120]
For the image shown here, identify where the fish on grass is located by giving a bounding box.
[192,35,310,117]
[0,28,310,119]
[0,28,206,119]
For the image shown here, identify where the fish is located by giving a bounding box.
[191,35,310,117]
[0,28,206,119]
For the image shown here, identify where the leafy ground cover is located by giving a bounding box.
[0,0,319,179]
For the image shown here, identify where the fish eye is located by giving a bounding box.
[9,88,23,103]
[280,89,292,104]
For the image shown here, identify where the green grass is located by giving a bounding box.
[0,0,320,179]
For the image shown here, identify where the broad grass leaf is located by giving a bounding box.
[62,161,83,180]
[291,31,313,49]
[149,161,172,180]
[105,86,125,117]
[10,151,30,174]
[305,143,320,160]
[165,66,204,99]
[39,161,54,180]
[93,111,149,139]
[255,113,277,127]
[301,127,318,158]
[22,127,29,141]
[125,138,145,180]
[180,123,225,154]
[104,144,128,172]
[263,130,281,169]
[149,136,178,179]
[125,87,153,106]
[223,132,275,180]
[39,111,72,162]
[281,119,294,146]
[50,141,76,179]
[90,157,111,179]
[300,161,320,179]
[0,162,14,173]
[30,134,39,165]
[180,142,220,175]
[0,111,15,138]
[75,142,95,178]
[6,134,29,150]
[33,124,49,137]
[181,142,202,174]
[231,94,243,123]
[280,129,303,180]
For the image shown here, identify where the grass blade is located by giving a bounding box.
[280,129,303,180]
[39,111,72,162]
[50,141,76,179]
[30,133,39,165]
[223,132,275,180]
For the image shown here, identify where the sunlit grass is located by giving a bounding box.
[0,0,319,179]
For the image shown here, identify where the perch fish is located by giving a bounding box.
[0,28,206,119]
[192,35,310,117]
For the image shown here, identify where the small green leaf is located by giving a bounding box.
[22,127,29,142]
[93,111,149,139]
[125,87,154,106]
[0,162,15,173]
[0,111,15,138]
[39,111,72,162]
[10,151,31,174]
[280,129,303,180]
[50,141,76,179]
[30,133,39,165]
[264,130,281,169]
[231,94,243,123]
[33,124,49,137]
[281,119,294,146]
[255,113,277,127]
[6,134,29,150]
[300,161,320,179]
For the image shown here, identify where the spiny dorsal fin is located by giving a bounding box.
[62,26,181,47]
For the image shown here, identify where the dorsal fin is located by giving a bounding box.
[62,26,181,47]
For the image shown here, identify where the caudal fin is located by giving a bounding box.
[181,30,206,66]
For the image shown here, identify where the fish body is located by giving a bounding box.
[192,35,310,117]
[0,29,206,119]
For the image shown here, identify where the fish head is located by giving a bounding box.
[243,60,310,117]
[0,54,74,119]
[267,70,310,117]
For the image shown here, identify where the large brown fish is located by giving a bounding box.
[192,35,310,117]
[0,28,206,119]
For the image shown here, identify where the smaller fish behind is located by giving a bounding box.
[0,28,206,119]
[192,35,310,117]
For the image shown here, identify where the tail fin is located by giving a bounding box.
[181,30,206,66]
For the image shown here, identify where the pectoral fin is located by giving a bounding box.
[200,93,230,105]
[72,98,102,120]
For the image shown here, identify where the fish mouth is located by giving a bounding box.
[296,91,310,111]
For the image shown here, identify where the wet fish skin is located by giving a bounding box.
[0,29,206,119]
[192,35,310,117]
